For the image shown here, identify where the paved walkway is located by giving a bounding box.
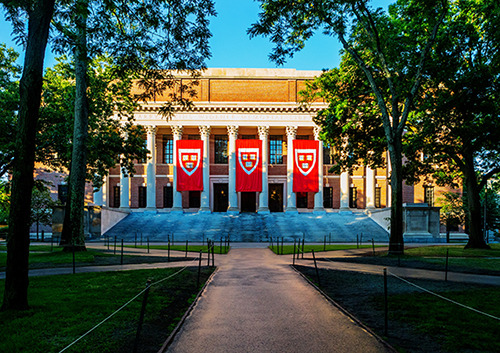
[164,248,392,353]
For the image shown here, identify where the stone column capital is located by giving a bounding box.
[145,125,157,135]
[313,126,321,140]
[286,125,298,139]
[258,125,270,139]
[171,125,184,138]
[227,125,239,137]
[198,125,211,138]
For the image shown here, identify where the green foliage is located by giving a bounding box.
[0,44,20,178]
[438,191,466,229]
[30,180,59,229]
[0,181,9,224]
[38,56,149,187]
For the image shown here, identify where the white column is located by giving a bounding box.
[286,125,297,212]
[119,167,130,209]
[258,126,270,213]
[313,126,325,212]
[102,177,108,207]
[93,184,103,206]
[146,126,157,210]
[366,166,376,209]
[227,125,239,212]
[199,125,211,212]
[340,171,350,211]
[171,125,184,212]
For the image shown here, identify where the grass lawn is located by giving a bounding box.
[270,244,380,255]
[0,266,214,353]
[0,247,196,271]
[124,244,230,254]
[295,266,500,353]
[317,244,500,276]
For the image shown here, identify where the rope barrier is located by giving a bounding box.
[387,270,500,321]
[58,259,197,353]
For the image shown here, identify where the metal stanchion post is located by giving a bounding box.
[445,248,449,281]
[312,250,321,287]
[185,240,188,258]
[384,268,388,336]
[197,250,202,288]
[133,280,151,353]
[121,239,124,265]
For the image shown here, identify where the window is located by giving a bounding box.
[375,187,382,208]
[58,185,68,204]
[163,135,173,164]
[138,186,147,208]
[241,135,256,139]
[215,135,228,164]
[349,187,357,208]
[424,186,434,206]
[163,186,173,208]
[139,138,147,163]
[269,135,283,164]
[113,186,120,208]
[323,145,333,165]
[296,135,309,140]
[323,187,333,208]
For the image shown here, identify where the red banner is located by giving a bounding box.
[176,140,203,191]
[236,139,262,192]
[293,140,319,193]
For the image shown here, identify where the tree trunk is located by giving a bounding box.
[2,0,55,311]
[463,154,489,249]
[388,141,405,255]
[65,0,89,252]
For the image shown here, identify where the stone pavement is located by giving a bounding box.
[163,248,393,353]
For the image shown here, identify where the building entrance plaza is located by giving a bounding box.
[92,68,404,214]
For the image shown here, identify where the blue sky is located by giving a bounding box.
[0,0,389,71]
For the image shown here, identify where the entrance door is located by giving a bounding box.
[241,192,256,212]
[213,183,228,212]
[269,183,283,212]
[189,191,201,209]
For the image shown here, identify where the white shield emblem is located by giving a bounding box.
[179,148,201,176]
[295,149,316,176]
[238,148,259,175]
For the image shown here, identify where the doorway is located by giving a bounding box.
[241,192,256,212]
[189,191,200,209]
[213,183,228,212]
[269,183,283,212]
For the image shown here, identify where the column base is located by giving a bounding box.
[285,207,298,213]
[227,207,240,214]
[257,207,270,214]
[145,207,157,213]
[171,207,183,213]
[313,207,326,213]
[366,205,376,210]
[119,206,130,211]
[339,207,352,214]
[199,207,211,213]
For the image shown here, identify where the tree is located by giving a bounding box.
[0,44,20,179]
[50,0,216,251]
[30,181,58,239]
[249,0,448,254]
[404,0,500,249]
[437,191,465,242]
[1,0,56,311]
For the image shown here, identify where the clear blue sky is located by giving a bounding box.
[0,0,389,71]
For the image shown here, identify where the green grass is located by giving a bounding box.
[405,243,500,257]
[0,267,214,353]
[0,247,194,271]
[270,244,380,255]
[295,266,500,353]
[124,244,230,254]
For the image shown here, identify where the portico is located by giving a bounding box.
[97,68,390,213]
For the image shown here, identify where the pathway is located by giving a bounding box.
[163,248,392,353]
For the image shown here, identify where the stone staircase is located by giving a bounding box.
[102,211,389,243]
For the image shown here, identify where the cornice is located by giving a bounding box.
[135,102,326,114]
